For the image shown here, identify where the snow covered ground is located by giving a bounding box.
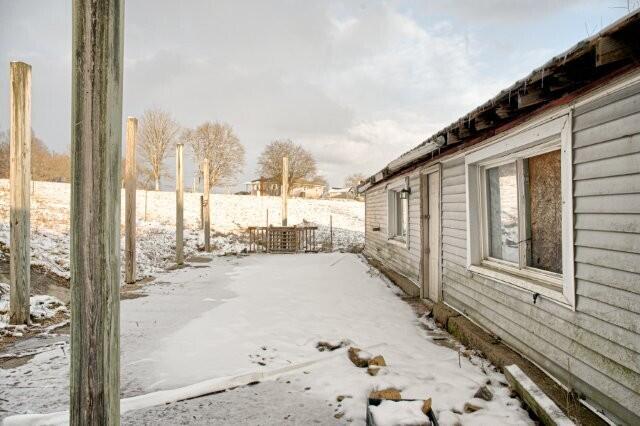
[1,253,532,425]
[0,180,364,280]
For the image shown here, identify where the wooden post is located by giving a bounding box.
[144,189,148,221]
[199,195,204,229]
[266,209,269,227]
[9,61,31,325]
[330,214,333,251]
[176,143,184,264]
[70,1,123,424]
[124,117,137,284]
[281,156,288,226]
[203,160,210,251]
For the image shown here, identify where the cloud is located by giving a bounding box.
[422,0,601,22]
[0,0,627,188]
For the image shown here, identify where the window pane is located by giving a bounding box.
[526,150,562,273]
[396,192,406,237]
[486,162,519,263]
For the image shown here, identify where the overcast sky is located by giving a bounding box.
[0,0,634,190]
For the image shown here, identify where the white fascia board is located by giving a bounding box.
[387,142,438,172]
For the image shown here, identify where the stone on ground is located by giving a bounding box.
[368,355,386,367]
[474,385,493,401]
[369,388,402,401]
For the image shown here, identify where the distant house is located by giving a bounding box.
[246,177,325,199]
[246,177,280,197]
[359,12,640,425]
[327,187,356,199]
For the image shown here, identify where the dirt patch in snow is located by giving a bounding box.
[121,276,157,300]
[0,254,70,303]
[0,300,70,352]
[0,353,35,369]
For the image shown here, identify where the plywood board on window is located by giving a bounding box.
[527,150,562,274]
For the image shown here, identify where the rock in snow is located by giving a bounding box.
[474,385,494,401]
[369,388,402,401]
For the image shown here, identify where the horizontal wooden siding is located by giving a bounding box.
[440,80,640,424]
[364,170,421,292]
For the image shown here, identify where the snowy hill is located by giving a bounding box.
[0,180,364,280]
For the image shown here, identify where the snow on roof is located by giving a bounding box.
[329,187,352,194]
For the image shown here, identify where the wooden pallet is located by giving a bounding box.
[247,226,317,253]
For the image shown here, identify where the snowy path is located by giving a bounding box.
[1,253,532,425]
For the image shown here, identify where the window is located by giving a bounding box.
[388,179,410,243]
[389,190,407,238]
[482,150,562,276]
[465,114,574,308]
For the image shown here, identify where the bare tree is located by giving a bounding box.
[136,164,157,190]
[313,175,329,188]
[0,130,70,182]
[138,109,180,190]
[257,139,317,192]
[182,122,245,190]
[0,131,8,179]
[344,173,367,189]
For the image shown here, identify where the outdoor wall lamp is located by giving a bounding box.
[399,188,411,199]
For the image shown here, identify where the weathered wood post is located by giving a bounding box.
[203,160,211,251]
[70,1,123,424]
[330,214,333,251]
[199,195,204,229]
[124,117,137,284]
[176,143,184,264]
[144,189,148,221]
[281,156,288,226]
[9,61,31,325]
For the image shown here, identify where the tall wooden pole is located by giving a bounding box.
[70,1,123,424]
[176,143,184,264]
[9,62,31,325]
[200,195,204,229]
[203,160,211,252]
[282,156,289,226]
[124,117,137,284]
[330,214,333,251]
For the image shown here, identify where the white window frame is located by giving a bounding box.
[387,177,410,248]
[465,114,575,309]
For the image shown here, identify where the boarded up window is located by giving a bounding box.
[525,150,562,273]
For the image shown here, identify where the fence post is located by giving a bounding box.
[9,61,31,325]
[200,195,204,229]
[330,214,333,252]
[203,160,210,252]
[124,117,137,284]
[266,209,269,227]
[176,143,184,264]
[281,156,288,226]
[70,0,123,423]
